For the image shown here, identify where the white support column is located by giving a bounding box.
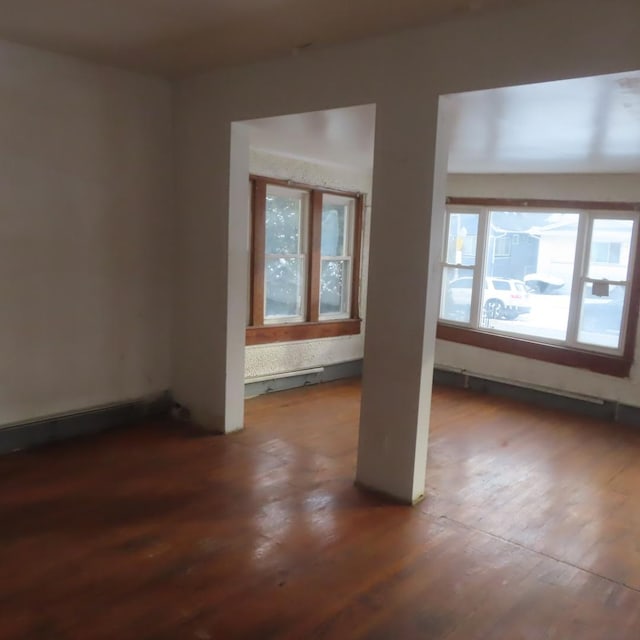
[224,122,251,432]
[356,94,450,504]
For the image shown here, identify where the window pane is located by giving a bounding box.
[321,208,345,256]
[494,236,511,257]
[480,210,578,341]
[578,283,625,349]
[321,195,353,257]
[587,219,633,280]
[265,257,304,320]
[446,213,479,266]
[320,259,349,316]
[480,276,535,330]
[440,266,474,323]
[265,187,306,255]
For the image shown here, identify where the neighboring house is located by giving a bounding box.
[533,217,632,291]
[486,212,542,282]
[477,213,632,292]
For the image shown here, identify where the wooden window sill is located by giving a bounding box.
[436,323,632,378]
[246,318,361,346]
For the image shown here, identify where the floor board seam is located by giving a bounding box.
[437,513,640,595]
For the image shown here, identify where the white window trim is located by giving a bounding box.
[440,205,639,358]
[263,186,309,325]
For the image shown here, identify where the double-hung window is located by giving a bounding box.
[320,194,355,319]
[263,184,308,323]
[247,176,363,345]
[437,198,640,377]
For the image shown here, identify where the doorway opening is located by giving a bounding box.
[236,104,376,401]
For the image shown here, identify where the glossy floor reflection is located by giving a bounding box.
[1,379,640,638]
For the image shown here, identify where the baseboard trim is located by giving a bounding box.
[4,367,635,454]
[0,392,172,455]
[433,368,640,427]
[245,361,640,427]
[245,360,363,398]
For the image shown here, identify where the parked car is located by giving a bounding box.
[446,276,531,320]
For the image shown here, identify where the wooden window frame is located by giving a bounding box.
[437,197,640,378]
[247,175,363,345]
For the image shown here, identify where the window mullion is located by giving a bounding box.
[307,189,323,322]
[470,208,490,328]
[618,217,640,354]
[250,178,267,326]
[350,194,364,320]
[566,212,591,346]
[341,256,353,318]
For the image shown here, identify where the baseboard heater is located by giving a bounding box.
[435,365,605,405]
[433,365,640,426]
[244,367,324,385]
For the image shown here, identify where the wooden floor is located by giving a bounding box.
[2,379,640,639]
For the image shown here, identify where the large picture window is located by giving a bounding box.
[247,176,363,345]
[437,197,640,377]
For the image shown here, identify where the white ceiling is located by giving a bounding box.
[245,70,640,174]
[246,105,377,171]
[449,71,640,173]
[0,0,534,77]
[2,1,637,173]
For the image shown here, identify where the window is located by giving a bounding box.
[592,241,622,264]
[437,198,640,377]
[494,235,512,258]
[320,194,355,318]
[247,176,363,345]
[263,185,308,323]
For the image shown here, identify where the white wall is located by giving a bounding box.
[447,173,640,203]
[440,173,640,406]
[0,40,173,426]
[245,149,371,379]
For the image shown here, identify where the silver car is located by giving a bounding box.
[446,276,531,320]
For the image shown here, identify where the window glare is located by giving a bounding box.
[320,259,350,316]
[321,208,346,256]
[588,219,633,280]
[440,266,474,324]
[265,186,307,256]
[578,283,625,349]
[265,257,305,321]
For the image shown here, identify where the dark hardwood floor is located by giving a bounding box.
[1,379,640,638]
